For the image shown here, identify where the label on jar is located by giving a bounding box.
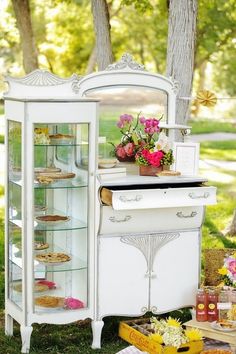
[208,303,216,310]
[217,302,232,310]
[198,303,205,310]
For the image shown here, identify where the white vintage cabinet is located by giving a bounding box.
[4,72,98,353]
[76,54,216,348]
[4,54,217,352]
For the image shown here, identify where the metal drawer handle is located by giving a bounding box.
[176,211,197,218]
[119,195,143,203]
[188,192,210,199]
[109,215,132,223]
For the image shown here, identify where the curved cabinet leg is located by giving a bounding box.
[20,325,33,353]
[91,320,104,349]
[5,314,13,336]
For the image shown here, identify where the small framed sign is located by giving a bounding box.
[172,142,200,176]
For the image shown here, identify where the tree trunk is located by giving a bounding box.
[86,46,97,74]
[166,0,198,140]
[91,0,114,71]
[225,209,236,237]
[11,0,38,73]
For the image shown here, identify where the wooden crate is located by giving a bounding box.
[119,318,203,354]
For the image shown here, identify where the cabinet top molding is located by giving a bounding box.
[105,53,146,71]
[4,70,80,98]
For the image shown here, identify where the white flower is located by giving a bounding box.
[154,132,170,153]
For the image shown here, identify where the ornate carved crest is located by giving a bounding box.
[106,53,146,71]
[120,232,180,276]
[5,69,80,87]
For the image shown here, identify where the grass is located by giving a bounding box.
[189,118,236,135]
[200,140,236,161]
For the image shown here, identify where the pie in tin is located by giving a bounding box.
[35,295,64,308]
[35,252,71,264]
[35,215,70,224]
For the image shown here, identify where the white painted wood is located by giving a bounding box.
[91,320,104,349]
[99,206,204,235]
[106,186,216,210]
[20,325,33,354]
[97,236,148,318]
[150,231,200,313]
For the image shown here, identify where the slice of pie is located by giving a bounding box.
[35,252,71,263]
[34,242,49,250]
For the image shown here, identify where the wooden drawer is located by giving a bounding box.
[100,186,216,210]
[99,205,204,235]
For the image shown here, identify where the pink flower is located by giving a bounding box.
[228,260,236,276]
[116,145,126,158]
[64,297,84,310]
[139,116,146,124]
[124,142,135,156]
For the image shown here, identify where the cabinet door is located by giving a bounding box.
[98,235,148,318]
[150,231,200,313]
[32,122,92,318]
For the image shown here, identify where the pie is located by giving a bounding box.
[36,215,69,223]
[34,242,49,250]
[36,176,54,184]
[35,295,64,308]
[35,252,71,263]
[36,172,75,180]
[49,133,74,140]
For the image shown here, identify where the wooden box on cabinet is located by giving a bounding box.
[4,71,98,353]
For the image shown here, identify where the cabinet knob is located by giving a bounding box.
[176,211,197,218]
[109,215,132,223]
[119,195,143,203]
[188,192,209,199]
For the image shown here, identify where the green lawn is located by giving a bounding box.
[200,140,236,161]
[189,118,236,134]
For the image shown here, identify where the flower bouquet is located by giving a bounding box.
[112,113,174,175]
[112,113,143,162]
[218,252,236,287]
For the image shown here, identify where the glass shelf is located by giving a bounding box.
[9,179,88,189]
[9,255,87,273]
[9,208,87,231]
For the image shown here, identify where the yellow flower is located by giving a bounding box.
[166,317,181,327]
[218,267,228,275]
[185,328,203,341]
[233,252,236,259]
[149,333,163,344]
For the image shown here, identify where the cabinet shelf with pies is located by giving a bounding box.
[9,208,87,232]
[9,254,87,273]
[9,179,88,190]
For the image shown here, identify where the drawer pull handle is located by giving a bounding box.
[109,216,132,223]
[119,195,143,203]
[176,211,197,218]
[188,192,210,199]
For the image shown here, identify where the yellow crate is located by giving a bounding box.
[119,319,203,354]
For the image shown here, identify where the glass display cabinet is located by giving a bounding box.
[4,72,98,353]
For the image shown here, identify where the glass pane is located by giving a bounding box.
[8,120,22,308]
[85,86,168,159]
[33,123,89,313]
